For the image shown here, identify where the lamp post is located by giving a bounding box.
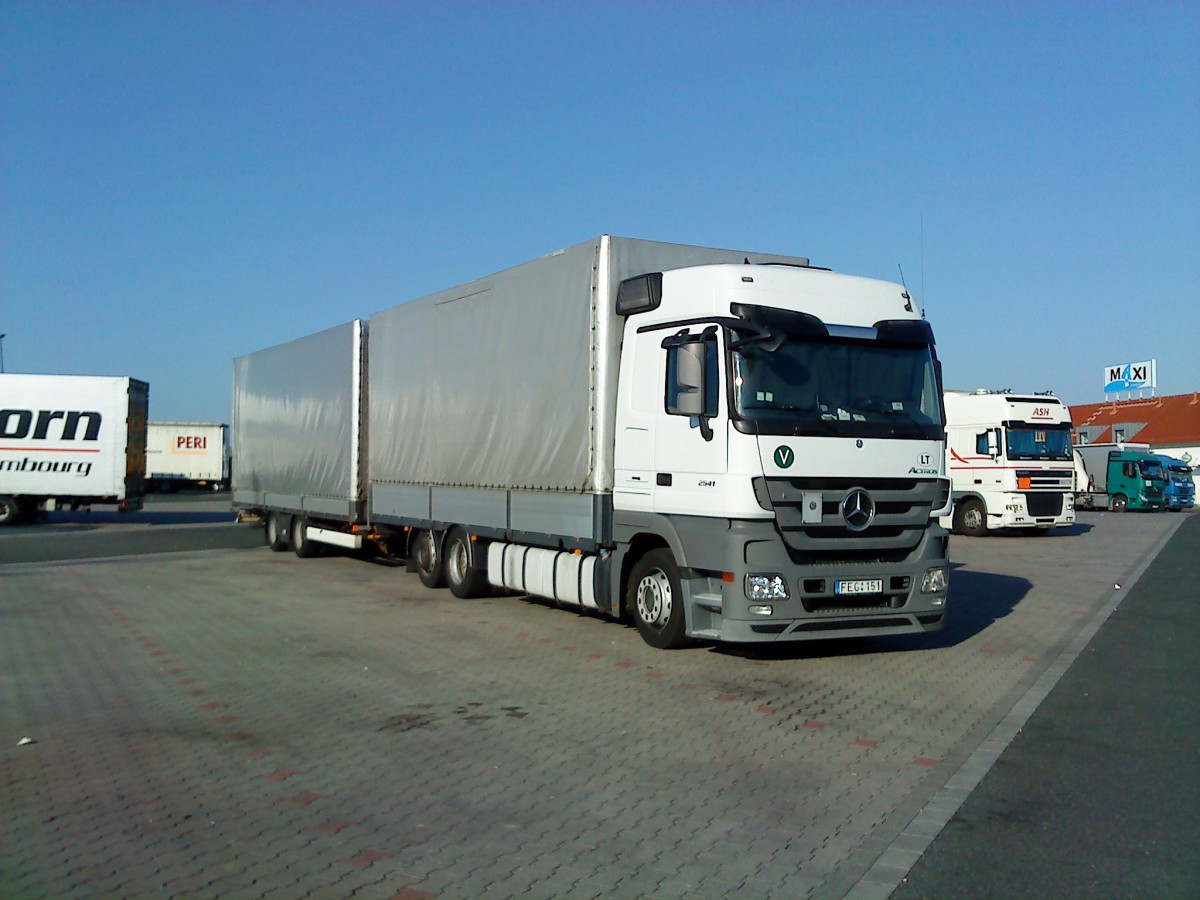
[0,333,6,373]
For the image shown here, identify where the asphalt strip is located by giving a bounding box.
[844,514,1189,900]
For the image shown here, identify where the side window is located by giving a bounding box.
[1123,462,1136,478]
[976,432,989,455]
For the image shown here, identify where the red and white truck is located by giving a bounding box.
[0,373,149,524]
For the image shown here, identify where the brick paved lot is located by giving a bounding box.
[1,510,1186,899]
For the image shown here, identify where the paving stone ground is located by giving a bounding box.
[1,508,1187,898]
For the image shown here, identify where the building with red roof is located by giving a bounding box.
[1070,392,1200,470]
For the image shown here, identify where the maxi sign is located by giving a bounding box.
[1104,359,1157,395]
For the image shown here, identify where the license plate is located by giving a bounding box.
[835,579,883,596]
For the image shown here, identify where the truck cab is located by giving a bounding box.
[1156,455,1195,511]
[613,263,950,645]
[941,390,1076,536]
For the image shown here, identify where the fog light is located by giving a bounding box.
[922,566,949,593]
[745,574,789,601]
[748,605,774,616]
[930,597,945,607]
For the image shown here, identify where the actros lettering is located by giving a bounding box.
[0,409,103,441]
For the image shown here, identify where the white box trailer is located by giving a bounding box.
[145,422,230,492]
[0,373,149,524]
[941,390,1076,535]
[234,236,951,649]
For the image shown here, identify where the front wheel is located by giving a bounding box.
[954,498,988,537]
[412,529,445,589]
[0,495,23,526]
[627,548,691,650]
[1111,494,1129,513]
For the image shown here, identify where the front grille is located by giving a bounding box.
[1025,492,1064,517]
[756,476,942,562]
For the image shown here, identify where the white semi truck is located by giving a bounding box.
[0,373,149,524]
[941,389,1076,536]
[145,422,230,492]
[234,236,951,648]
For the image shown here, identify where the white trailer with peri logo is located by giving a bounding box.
[941,389,1076,536]
[145,422,230,492]
[235,236,952,648]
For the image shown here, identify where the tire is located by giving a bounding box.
[0,495,22,527]
[953,498,988,537]
[265,512,289,551]
[444,527,489,599]
[413,529,445,589]
[1111,494,1129,513]
[627,548,691,650]
[291,516,321,558]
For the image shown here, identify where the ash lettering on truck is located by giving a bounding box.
[0,409,103,441]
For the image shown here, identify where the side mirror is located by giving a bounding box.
[987,429,1000,457]
[671,342,707,417]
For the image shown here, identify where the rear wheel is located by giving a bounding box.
[413,529,445,589]
[265,512,289,551]
[627,548,691,650]
[1111,494,1129,513]
[0,495,23,526]
[291,516,321,558]
[444,527,489,599]
[954,498,988,537]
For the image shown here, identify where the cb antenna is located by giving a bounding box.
[897,264,914,313]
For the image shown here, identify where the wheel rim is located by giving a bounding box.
[636,569,673,629]
[447,539,468,584]
[416,532,436,574]
[964,507,983,531]
[267,516,278,544]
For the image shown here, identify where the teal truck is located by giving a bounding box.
[1157,455,1195,511]
[1074,444,1166,512]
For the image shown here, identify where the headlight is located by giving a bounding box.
[921,566,949,594]
[745,573,790,601]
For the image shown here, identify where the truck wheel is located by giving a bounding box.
[627,548,692,650]
[291,516,321,558]
[413,529,445,589]
[265,512,289,551]
[444,527,488,599]
[0,495,22,527]
[954,499,988,537]
[1111,494,1129,513]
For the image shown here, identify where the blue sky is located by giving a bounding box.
[2,1,1197,422]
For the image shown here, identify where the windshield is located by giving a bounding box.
[1139,460,1165,480]
[1005,426,1073,461]
[731,335,943,439]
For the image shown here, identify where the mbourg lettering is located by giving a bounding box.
[0,409,103,441]
[0,457,93,477]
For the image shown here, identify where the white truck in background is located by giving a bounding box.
[234,236,951,649]
[941,389,1076,536]
[145,422,230,492]
[0,373,149,525]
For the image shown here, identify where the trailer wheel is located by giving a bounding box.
[628,548,692,650]
[291,516,321,558]
[954,499,988,537]
[413,529,445,589]
[265,512,289,551]
[444,528,488,599]
[0,495,22,527]
[1111,494,1129,513]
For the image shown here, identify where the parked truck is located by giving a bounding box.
[145,422,230,492]
[1157,454,1195,511]
[0,373,149,524]
[941,389,1076,536]
[234,236,951,648]
[1073,443,1166,512]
